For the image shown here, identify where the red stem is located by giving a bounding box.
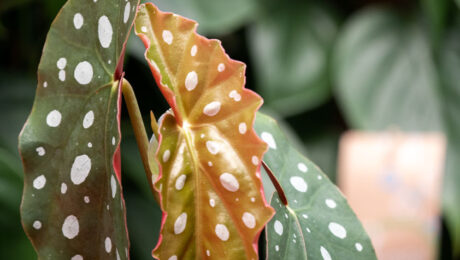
[262,161,288,206]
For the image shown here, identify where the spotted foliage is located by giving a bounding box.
[255,113,377,260]
[18,0,139,258]
[135,3,274,259]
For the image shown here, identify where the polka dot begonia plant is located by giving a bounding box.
[18,0,377,259]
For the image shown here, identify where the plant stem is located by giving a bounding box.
[261,161,288,206]
[150,110,159,140]
[121,78,157,196]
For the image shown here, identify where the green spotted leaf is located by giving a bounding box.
[254,113,377,260]
[135,3,274,259]
[18,0,139,258]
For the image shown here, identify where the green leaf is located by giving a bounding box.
[248,3,337,116]
[135,3,274,259]
[254,112,377,260]
[147,0,257,35]
[18,0,139,258]
[333,7,443,131]
[420,0,449,41]
[439,20,460,255]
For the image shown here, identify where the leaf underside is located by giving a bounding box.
[135,3,274,259]
[18,0,139,258]
[254,113,377,260]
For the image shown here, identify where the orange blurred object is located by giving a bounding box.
[338,131,446,260]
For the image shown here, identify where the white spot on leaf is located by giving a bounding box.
[274,220,283,236]
[70,154,91,185]
[320,246,331,260]
[175,174,186,190]
[33,175,46,189]
[290,176,307,192]
[73,13,84,29]
[105,237,112,253]
[36,147,45,156]
[325,199,337,209]
[239,122,247,134]
[185,71,198,91]
[59,70,66,81]
[62,215,79,239]
[191,45,197,56]
[98,16,113,48]
[174,212,187,234]
[328,222,347,239]
[83,110,94,128]
[261,132,276,149]
[71,255,83,260]
[111,175,117,198]
[242,212,256,229]
[141,26,147,33]
[33,220,42,230]
[74,61,93,85]
[228,90,241,101]
[297,162,308,173]
[163,149,170,162]
[123,2,131,23]
[251,156,259,166]
[46,110,62,127]
[215,224,229,241]
[206,141,221,155]
[203,101,221,116]
[61,183,67,194]
[162,30,173,45]
[217,63,225,72]
[220,173,239,192]
[355,243,363,252]
[57,57,67,69]
[168,256,177,260]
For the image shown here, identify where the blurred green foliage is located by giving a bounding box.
[0,0,459,259]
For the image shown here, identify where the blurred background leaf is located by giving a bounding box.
[248,2,337,116]
[333,7,443,131]
[439,18,460,255]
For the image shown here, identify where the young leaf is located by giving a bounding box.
[135,3,274,259]
[254,113,377,260]
[18,0,139,258]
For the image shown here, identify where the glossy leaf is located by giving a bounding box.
[248,3,337,116]
[439,21,460,255]
[135,3,274,259]
[18,0,139,258]
[333,7,443,131]
[254,113,377,259]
